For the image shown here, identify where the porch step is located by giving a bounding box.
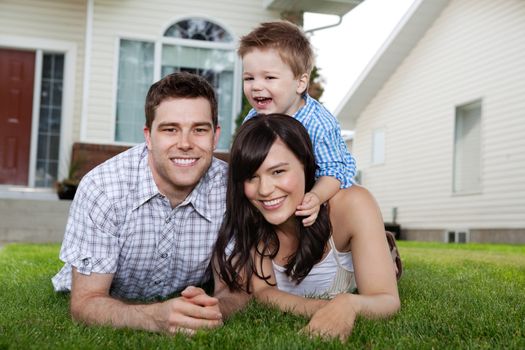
[0,198,71,243]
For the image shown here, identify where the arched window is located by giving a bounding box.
[164,19,233,42]
[115,18,238,150]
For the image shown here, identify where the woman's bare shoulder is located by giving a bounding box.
[329,185,383,245]
[330,185,378,213]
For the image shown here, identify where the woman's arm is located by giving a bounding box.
[336,185,400,315]
[251,254,328,317]
[305,185,400,340]
[211,258,251,318]
[253,186,399,340]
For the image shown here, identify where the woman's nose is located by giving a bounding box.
[258,176,274,196]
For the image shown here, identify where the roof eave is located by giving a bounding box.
[335,0,451,130]
[263,0,363,17]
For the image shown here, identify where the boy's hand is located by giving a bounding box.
[296,191,321,227]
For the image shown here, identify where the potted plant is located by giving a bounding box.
[55,158,82,200]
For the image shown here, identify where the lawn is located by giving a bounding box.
[0,241,524,349]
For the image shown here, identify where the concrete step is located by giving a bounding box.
[0,198,71,243]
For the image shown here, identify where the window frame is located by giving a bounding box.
[112,16,241,150]
[371,128,386,165]
[452,99,483,195]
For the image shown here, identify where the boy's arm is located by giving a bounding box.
[310,176,341,204]
[315,128,356,188]
[296,176,340,226]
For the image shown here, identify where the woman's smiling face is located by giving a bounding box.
[243,138,305,228]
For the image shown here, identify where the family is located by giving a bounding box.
[52,20,401,341]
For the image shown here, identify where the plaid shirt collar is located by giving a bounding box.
[132,145,216,222]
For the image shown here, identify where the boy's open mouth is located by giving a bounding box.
[254,97,272,108]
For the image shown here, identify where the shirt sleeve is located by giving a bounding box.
[314,128,357,189]
[57,175,120,276]
[243,108,257,123]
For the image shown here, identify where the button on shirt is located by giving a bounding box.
[52,143,227,300]
[246,94,356,188]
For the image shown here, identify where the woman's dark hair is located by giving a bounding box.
[214,114,331,293]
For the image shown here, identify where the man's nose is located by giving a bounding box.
[177,130,192,150]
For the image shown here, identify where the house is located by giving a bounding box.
[0,0,362,242]
[0,0,363,192]
[335,0,525,243]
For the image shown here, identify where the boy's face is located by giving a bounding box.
[242,48,308,116]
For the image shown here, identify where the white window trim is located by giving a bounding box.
[452,99,483,196]
[111,16,241,150]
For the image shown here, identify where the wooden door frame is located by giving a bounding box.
[0,35,77,188]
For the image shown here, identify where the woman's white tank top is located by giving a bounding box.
[272,236,356,298]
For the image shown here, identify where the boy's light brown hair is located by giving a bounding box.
[238,21,314,78]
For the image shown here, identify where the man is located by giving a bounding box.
[52,72,245,334]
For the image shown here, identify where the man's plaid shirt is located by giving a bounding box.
[52,143,227,300]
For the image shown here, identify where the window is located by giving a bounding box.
[453,100,481,193]
[35,53,64,187]
[115,18,237,149]
[372,129,385,165]
[164,19,233,42]
[115,40,154,143]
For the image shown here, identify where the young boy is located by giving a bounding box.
[239,21,357,226]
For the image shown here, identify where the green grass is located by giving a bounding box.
[0,242,524,349]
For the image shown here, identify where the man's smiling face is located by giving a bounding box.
[144,97,220,201]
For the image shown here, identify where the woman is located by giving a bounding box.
[214,114,400,341]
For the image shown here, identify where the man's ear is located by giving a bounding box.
[296,73,309,95]
[144,126,152,150]
[213,125,222,150]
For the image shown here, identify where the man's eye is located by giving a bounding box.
[163,128,176,133]
[195,128,208,134]
[243,77,253,81]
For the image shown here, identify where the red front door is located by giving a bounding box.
[0,48,35,185]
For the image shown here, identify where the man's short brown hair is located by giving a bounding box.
[238,21,314,78]
[144,72,218,130]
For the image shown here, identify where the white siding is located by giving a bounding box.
[352,0,525,229]
[0,0,86,142]
[86,0,280,143]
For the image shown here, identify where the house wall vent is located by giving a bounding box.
[445,229,470,243]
